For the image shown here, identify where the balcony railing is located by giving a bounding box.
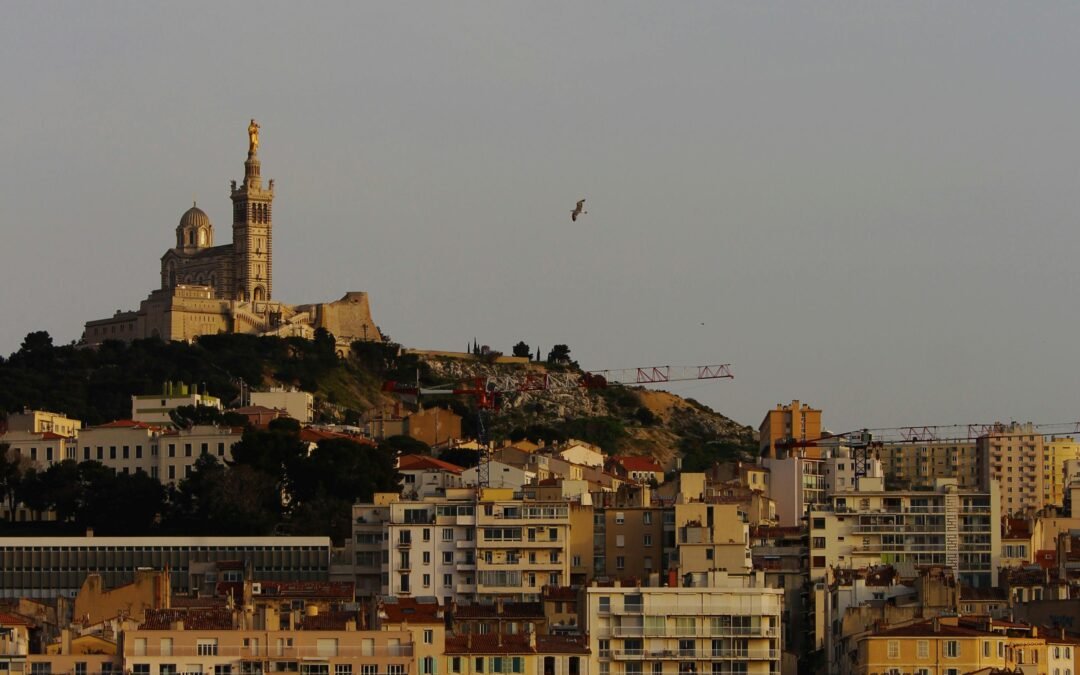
[611,649,778,661]
[127,646,413,658]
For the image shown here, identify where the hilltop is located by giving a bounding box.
[0,331,756,467]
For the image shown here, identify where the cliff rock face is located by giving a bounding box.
[419,356,755,465]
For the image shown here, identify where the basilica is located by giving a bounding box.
[82,121,381,347]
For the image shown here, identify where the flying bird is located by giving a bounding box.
[571,199,587,222]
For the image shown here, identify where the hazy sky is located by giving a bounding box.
[3,2,1080,432]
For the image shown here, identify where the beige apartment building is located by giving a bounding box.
[586,572,783,675]
[121,607,416,675]
[759,400,821,458]
[591,487,666,581]
[878,440,981,490]
[132,382,223,425]
[979,423,1080,515]
[5,408,82,437]
[671,502,751,577]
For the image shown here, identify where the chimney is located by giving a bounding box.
[496,599,504,616]
[86,528,94,538]
[497,631,503,647]
[467,634,472,649]
[932,616,940,633]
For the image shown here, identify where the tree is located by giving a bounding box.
[512,341,531,358]
[438,447,481,469]
[378,435,431,456]
[547,344,572,365]
[0,444,32,519]
[169,405,224,428]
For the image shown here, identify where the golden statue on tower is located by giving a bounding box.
[248,119,260,155]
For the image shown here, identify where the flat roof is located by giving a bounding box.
[0,536,331,547]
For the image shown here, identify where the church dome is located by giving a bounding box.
[178,205,211,231]
[176,203,213,249]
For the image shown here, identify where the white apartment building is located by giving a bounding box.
[808,477,1001,589]
[78,421,241,484]
[353,487,573,605]
[586,572,784,675]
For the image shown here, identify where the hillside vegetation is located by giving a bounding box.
[0,331,757,468]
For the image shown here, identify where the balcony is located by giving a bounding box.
[610,649,778,661]
[127,645,414,658]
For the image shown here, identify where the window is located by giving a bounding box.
[451,659,461,674]
[169,466,176,480]
[812,517,825,529]
[168,444,175,457]
[421,658,436,675]
[423,551,431,565]
[423,528,431,541]
[75,664,87,675]
[184,443,192,457]
[598,597,610,614]
[424,629,434,644]
[615,512,625,524]
[984,641,991,657]
[215,667,231,675]
[917,640,928,659]
[443,552,454,564]
[616,556,625,570]
[136,445,143,459]
[197,639,219,656]
[161,667,178,675]
[643,534,652,546]
[443,528,454,541]
[217,443,225,456]
[132,667,150,675]
[887,640,899,659]
[474,658,484,674]
[423,574,431,587]
[812,537,826,548]
[443,574,453,588]
[643,511,652,524]
[334,668,351,675]
[945,640,959,658]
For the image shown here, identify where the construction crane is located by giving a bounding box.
[383,363,734,487]
[775,421,1080,479]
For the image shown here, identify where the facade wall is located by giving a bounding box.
[0,536,330,599]
[6,410,82,437]
[759,400,821,458]
[250,390,314,424]
[601,507,664,580]
[878,441,981,490]
[586,579,784,675]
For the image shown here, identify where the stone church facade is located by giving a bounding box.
[82,121,381,347]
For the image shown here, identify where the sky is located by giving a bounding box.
[2,2,1080,432]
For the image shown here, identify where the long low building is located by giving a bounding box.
[0,536,331,599]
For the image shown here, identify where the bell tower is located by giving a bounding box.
[231,119,274,302]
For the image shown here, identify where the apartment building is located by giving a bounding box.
[856,617,1048,675]
[591,487,665,581]
[131,382,223,425]
[249,388,315,424]
[878,440,981,490]
[671,502,751,576]
[474,490,572,601]
[979,423,1080,515]
[0,430,75,470]
[808,477,1001,589]
[77,421,241,484]
[0,535,331,599]
[759,400,821,458]
[586,572,783,675]
[121,607,415,675]
[5,408,82,437]
[762,453,825,527]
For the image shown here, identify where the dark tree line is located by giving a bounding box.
[0,426,399,545]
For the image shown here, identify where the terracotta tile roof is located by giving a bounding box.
[399,454,465,474]
[872,620,991,638]
[300,610,360,631]
[0,612,32,626]
[454,602,543,620]
[140,608,234,630]
[379,597,443,625]
[39,432,67,440]
[961,586,1008,601]
[445,633,535,654]
[169,596,226,609]
[94,420,158,430]
[536,635,590,654]
[612,456,663,473]
[542,586,578,601]
[1003,517,1032,539]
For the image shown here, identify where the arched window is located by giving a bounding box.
[253,286,265,302]
[187,230,195,246]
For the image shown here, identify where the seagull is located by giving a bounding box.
[571,199,587,222]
